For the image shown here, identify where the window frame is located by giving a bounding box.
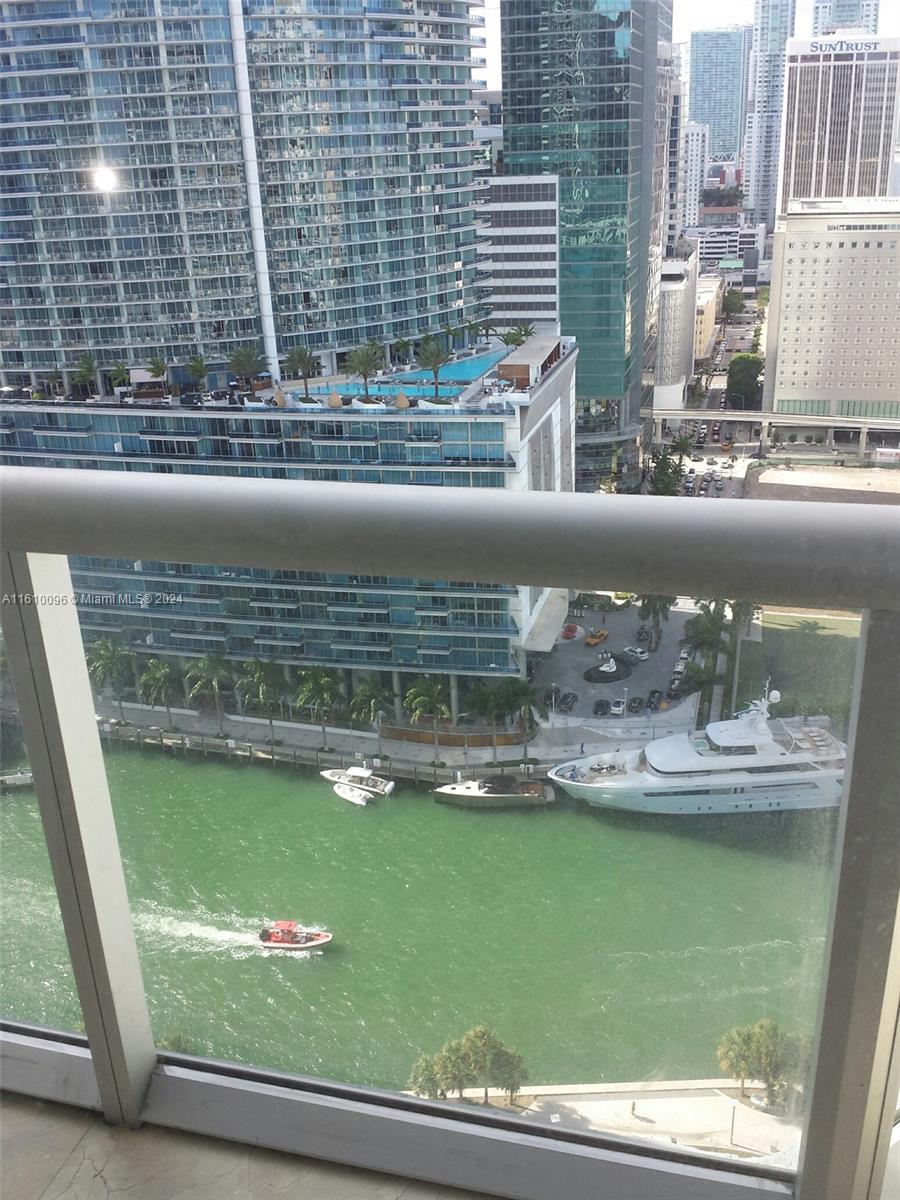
[1,465,898,1200]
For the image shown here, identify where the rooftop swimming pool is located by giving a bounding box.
[400,348,508,383]
[306,381,459,401]
[302,350,510,405]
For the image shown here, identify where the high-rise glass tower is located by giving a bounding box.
[744,0,797,231]
[688,26,753,162]
[812,0,879,36]
[0,0,487,392]
[500,1,672,491]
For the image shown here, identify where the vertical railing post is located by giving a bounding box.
[797,608,900,1200]
[0,552,156,1126]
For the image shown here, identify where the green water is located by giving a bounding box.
[1,747,836,1090]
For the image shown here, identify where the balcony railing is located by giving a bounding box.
[0,465,898,1200]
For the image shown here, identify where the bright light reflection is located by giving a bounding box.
[92,167,119,192]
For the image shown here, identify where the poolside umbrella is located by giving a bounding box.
[394,390,410,409]
[272,386,286,407]
[327,391,342,409]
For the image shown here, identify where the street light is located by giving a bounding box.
[623,686,629,719]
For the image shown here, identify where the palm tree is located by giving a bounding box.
[636,595,677,648]
[284,345,320,400]
[465,321,483,347]
[392,337,412,365]
[148,356,167,387]
[728,599,759,636]
[237,660,286,745]
[672,434,693,466]
[415,337,452,403]
[467,679,504,763]
[434,1040,474,1101]
[498,329,526,348]
[495,677,546,761]
[109,362,130,390]
[349,678,393,757]
[493,1045,527,1105]
[408,1054,443,1101]
[717,1025,757,1098]
[139,657,179,729]
[461,1025,504,1106]
[512,322,535,340]
[229,345,264,388]
[679,660,725,698]
[87,638,134,721]
[186,355,207,387]
[346,343,384,401]
[295,667,343,750]
[683,601,728,657]
[185,653,232,736]
[73,352,99,396]
[405,676,450,763]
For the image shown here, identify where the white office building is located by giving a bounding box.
[812,0,879,36]
[484,176,560,332]
[681,222,767,267]
[680,122,709,229]
[763,198,900,422]
[745,0,797,230]
[778,35,900,214]
[654,247,699,410]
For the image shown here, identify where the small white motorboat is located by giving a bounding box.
[320,765,395,797]
[333,782,374,807]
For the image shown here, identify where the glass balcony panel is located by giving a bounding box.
[4,549,860,1174]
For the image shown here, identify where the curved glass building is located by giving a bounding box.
[0,0,488,391]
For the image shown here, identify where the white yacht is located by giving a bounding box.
[548,690,845,815]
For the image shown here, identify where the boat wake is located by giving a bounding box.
[131,903,326,959]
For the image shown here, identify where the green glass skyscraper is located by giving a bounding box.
[501,0,672,490]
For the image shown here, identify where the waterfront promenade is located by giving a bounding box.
[450,1079,802,1165]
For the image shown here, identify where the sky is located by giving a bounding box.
[481,0,900,90]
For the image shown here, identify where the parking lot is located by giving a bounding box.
[530,598,693,724]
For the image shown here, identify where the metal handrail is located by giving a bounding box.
[1,466,898,611]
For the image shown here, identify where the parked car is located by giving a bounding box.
[561,623,578,639]
[672,661,687,678]
[690,453,704,462]
[647,688,664,712]
[666,681,681,700]
[622,646,648,662]
[584,629,609,646]
[715,480,726,491]
[678,648,691,661]
[628,696,645,715]
[592,698,611,716]
[610,697,627,717]
[558,692,578,713]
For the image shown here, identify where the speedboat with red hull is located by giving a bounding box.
[259,920,333,950]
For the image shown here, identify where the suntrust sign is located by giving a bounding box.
[809,39,880,52]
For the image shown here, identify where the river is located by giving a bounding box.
[1,746,836,1092]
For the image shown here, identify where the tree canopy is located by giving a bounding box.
[718,1019,810,1110]
[723,289,745,316]
[409,1026,527,1106]
[726,353,764,406]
